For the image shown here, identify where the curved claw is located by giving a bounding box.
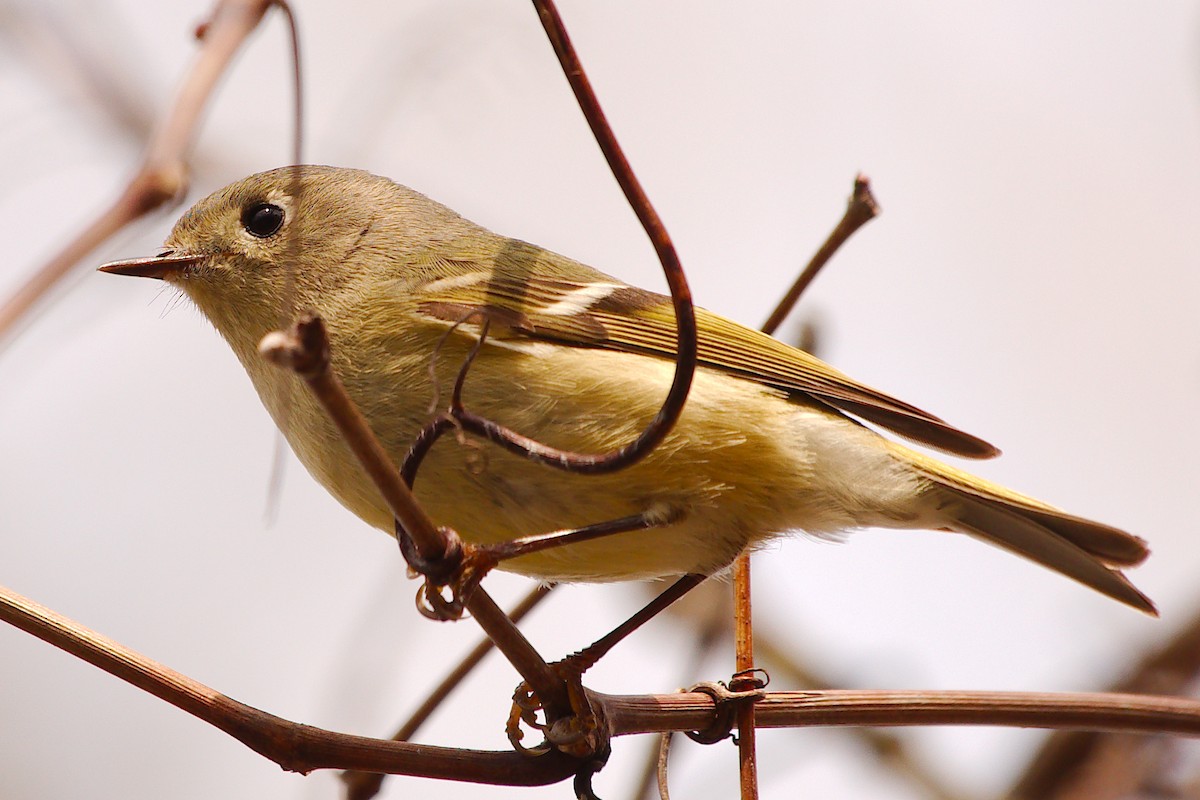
[572,742,611,800]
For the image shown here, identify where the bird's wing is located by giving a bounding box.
[404,241,999,459]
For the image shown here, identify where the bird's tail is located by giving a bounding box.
[893,442,1155,614]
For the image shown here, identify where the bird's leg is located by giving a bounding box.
[504,574,703,786]
[478,510,682,564]
[503,575,704,773]
[561,573,707,674]
[396,510,681,621]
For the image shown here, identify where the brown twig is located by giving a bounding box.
[0,583,577,785]
[263,0,305,520]
[760,173,880,335]
[657,732,674,799]
[341,584,555,800]
[480,513,669,564]
[7,577,1200,787]
[9,575,1200,782]
[407,0,697,477]
[723,173,883,798]
[600,689,1200,738]
[275,0,305,320]
[258,316,571,720]
[633,583,731,800]
[0,0,276,345]
[731,556,760,800]
[259,318,447,563]
[564,575,707,675]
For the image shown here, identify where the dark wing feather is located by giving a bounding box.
[407,241,1000,459]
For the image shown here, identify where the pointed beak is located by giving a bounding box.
[98,251,202,280]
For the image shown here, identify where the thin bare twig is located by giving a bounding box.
[761,174,880,335]
[725,173,882,798]
[263,0,305,521]
[564,576,707,674]
[634,583,730,800]
[410,0,698,476]
[481,513,669,564]
[259,318,446,562]
[656,732,673,799]
[731,555,760,800]
[258,315,571,719]
[0,0,276,346]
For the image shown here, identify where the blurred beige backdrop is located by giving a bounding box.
[2,1,1199,798]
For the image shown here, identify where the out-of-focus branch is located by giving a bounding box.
[1009,606,1200,800]
[0,2,155,140]
[755,633,967,800]
[633,579,965,800]
[0,0,276,345]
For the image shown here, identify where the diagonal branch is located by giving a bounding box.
[760,174,879,336]
[258,316,571,720]
[1009,604,1200,799]
[0,0,284,345]
[0,583,577,785]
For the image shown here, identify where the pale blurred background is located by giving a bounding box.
[2,1,1199,798]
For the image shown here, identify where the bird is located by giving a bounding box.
[100,165,1154,613]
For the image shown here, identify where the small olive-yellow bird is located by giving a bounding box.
[101,166,1154,613]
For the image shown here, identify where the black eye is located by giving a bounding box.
[240,202,285,238]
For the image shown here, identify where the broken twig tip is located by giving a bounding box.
[258,314,330,377]
[850,173,880,218]
[258,330,297,366]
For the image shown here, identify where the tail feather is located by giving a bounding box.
[889,440,1155,614]
[1011,504,1149,567]
[939,486,1156,615]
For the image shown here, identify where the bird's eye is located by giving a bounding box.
[240,202,285,238]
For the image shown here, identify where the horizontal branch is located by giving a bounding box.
[600,689,1200,738]
[0,583,577,785]
[6,578,1200,788]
